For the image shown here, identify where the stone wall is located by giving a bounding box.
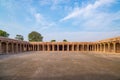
[0,36,120,54]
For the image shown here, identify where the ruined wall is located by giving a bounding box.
[0,36,120,54]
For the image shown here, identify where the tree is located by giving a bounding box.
[15,35,24,40]
[63,39,67,42]
[51,40,56,42]
[28,31,43,42]
[0,30,9,37]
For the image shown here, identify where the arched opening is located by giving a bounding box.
[89,45,92,51]
[69,45,72,51]
[26,44,29,51]
[98,44,100,51]
[105,43,108,52]
[54,45,57,51]
[79,45,82,51]
[116,43,120,53]
[49,45,52,51]
[64,45,67,51]
[39,45,43,51]
[74,45,77,51]
[59,45,62,51]
[35,45,37,51]
[1,42,7,53]
[84,45,87,51]
[101,44,104,52]
[110,43,114,52]
[18,44,20,52]
[44,45,47,51]
[13,43,17,53]
[21,44,24,52]
[8,43,12,53]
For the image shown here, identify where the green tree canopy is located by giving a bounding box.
[28,31,43,42]
[51,40,56,42]
[0,30,9,37]
[15,35,24,41]
[63,39,67,42]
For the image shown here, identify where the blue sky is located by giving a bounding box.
[0,0,120,42]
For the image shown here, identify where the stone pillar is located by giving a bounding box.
[72,44,74,51]
[108,43,110,53]
[20,44,22,52]
[37,45,39,51]
[67,44,69,51]
[97,44,99,52]
[16,43,18,53]
[52,45,54,51]
[43,44,44,51]
[87,44,89,51]
[77,44,79,51]
[0,42,1,53]
[6,42,9,54]
[12,43,14,53]
[82,44,84,51]
[100,44,102,52]
[57,44,59,51]
[113,42,116,53]
[47,44,49,51]
[103,43,106,52]
[62,44,64,51]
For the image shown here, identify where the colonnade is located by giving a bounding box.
[30,42,120,53]
[0,36,120,54]
[0,37,32,54]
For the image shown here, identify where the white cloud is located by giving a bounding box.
[60,0,115,21]
[59,0,120,32]
[29,7,56,30]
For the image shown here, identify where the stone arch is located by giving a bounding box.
[89,45,92,51]
[54,45,57,51]
[74,45,77,51]
[18,44,20,52]
[98,44,100,51]
[13,43,17,53]
[109,43,114,52]
[49,45,52,51]
[21,44,24,52]
[8,42,12,53]
[79,45,82,51]
[64,45,67,51]
[1,42,7,53]
[59,45,63,51]
[101,44,104,52]
[105,43,108,52]
[84,45,87,51]
[39,44,43,51]
[44,44,48,51]
[116,43,120,53]
[69,45,72,51]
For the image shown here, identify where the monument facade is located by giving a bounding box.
[0,36,120,54]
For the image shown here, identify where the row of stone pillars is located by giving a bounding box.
[0,41,32,54]
[31,42,120,53]
[0,38,120,54]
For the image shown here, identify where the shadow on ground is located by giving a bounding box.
[0,73,120,80]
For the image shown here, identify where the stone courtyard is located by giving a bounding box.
[0,52,120,80]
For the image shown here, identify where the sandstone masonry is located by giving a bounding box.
[0,36,120,54]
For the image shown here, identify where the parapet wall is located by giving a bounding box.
[0,36,120,54]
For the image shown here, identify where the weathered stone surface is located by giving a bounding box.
[0,52,120,80]
[0,36,120,54]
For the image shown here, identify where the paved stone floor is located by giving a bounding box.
[0,51,120,80]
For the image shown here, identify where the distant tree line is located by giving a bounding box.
[0,30,43,41]
[0,29,68,42]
